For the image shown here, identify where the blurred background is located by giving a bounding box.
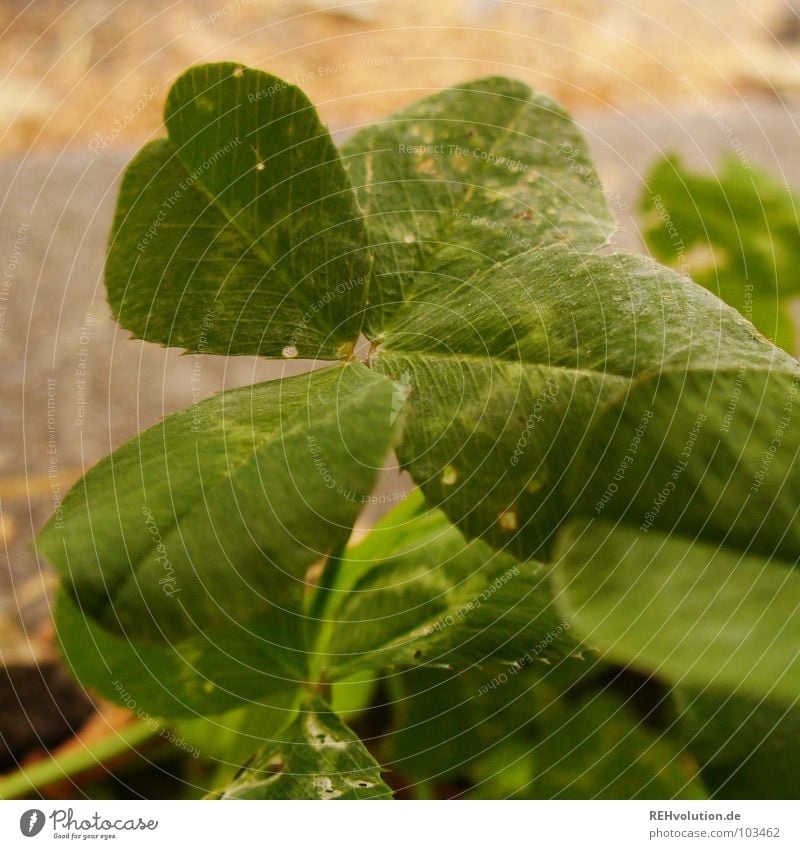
[2,0,800,799]
[5,0,800,153]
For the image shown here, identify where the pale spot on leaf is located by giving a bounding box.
[498,509,519,532]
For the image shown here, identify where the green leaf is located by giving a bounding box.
[527,686,705,800]
[325,497,574,677]
[643,154,800,298]
[571,366,800,561]
[540,282,800,707]
[555,517,800,704]
[54,590,301,718]
[342,76,615,331]
[38,363,395,644]
[108,63,370,358]
[676,689,800,799]
[641,154,800,352]
[382,666,554,791]
[384,666,704,799]
[369,246,788,560]
[346,82,800,711]
[218,698,392,799]
[176,700,309,792]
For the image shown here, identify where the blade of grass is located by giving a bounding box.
[0,719,158,799]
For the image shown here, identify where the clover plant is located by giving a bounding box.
[38,63,800,799]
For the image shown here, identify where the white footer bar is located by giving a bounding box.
[3,800,796,848]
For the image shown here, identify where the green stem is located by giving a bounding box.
[308,552,342,623]
[0,720,158,799]
[307,544,346,681]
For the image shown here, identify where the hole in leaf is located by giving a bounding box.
[282,345,298,358]
[315,776,340,797]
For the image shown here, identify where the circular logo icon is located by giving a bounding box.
[19,810,45,837]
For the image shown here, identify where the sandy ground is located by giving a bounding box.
[2,0,800,156]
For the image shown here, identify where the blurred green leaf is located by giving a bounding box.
[556,518,800,705]
[641,154,800,352]
[55,590,302,718]
[677,689,800,799]
[384,666,705,799]
[326,498,574,677]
